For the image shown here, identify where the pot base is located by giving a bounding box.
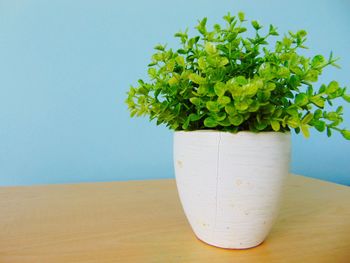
[195,235,265,250]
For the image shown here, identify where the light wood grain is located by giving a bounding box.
[0,175,349,263]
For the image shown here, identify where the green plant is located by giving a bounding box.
[126,11,350,139]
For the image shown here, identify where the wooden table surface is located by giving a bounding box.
[0,174,349,263]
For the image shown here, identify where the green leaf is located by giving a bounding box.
[190,97,201,106]
[177,49,187,54]
[310,96,325,108]
[218,118,231,127]
[166,59,175,71]
[314,109,323,119]
[148,68,157,79]
[154,44,165,51]
[199,17,207,32]
[182,116,191,129]
[326,81,339,94]
[225,104,237,115]
[273,108,283,118]
[235,100,249,111]
[261,104,275,114]
[215,112,227,121]
[271,120,280,131]
[197,85,209,96]
[229,115,244,126]
[206,101,220,112]
[257,90,271,101]
[341,130,350,140]
[342,94,350,103]
[287,117,299,128]
[286,107,299,117]
[204,117,217,128]
[327,127,332,137]
[205,42,217,54]
[168,76,179,86]
[245,82,260,97]
[189,73,206,84]
[127,86,136,96]
[217,96,231,105]
[238,12,245,22]
[336,106,343,114]
[255,121,268,131]
[319,84,327,93]
[297,30,307,38]
[235,76,247,85]
[282,37,292,47]
[300,124,310,138]
[295,93,308,106]
[223,12,235,24]
[213,24,221,31]
[305,69,319,82]
[305,86,313,96]
[147,62,157,67]
[277,67,290,78]
[269,24,279,36]
[301,113,313,124]
[196,17,208,35]
[198,57,206,70]
[219,57,229,67]
[214,82,226,97]
[152,52,163,62]
[311,55,325,67]
[237,27,247,33]
[189,113,202,122]
[175,56,185,67]
[313,120,326,132]
[248,101,260,112]
[325,112,339,121]
[251,20,261,30]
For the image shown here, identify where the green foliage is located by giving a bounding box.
[126,11,350,139]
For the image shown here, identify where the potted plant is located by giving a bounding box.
[125,11,350,249]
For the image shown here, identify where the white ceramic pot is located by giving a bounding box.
[174,130,291,249]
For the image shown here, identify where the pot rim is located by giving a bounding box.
[174,130,291,135]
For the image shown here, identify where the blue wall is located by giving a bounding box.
[0,0,349,186]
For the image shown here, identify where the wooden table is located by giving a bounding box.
[0,175,349,263]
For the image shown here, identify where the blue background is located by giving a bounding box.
[0,0,349,186]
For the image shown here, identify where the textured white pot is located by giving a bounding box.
[174,130,291,249]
